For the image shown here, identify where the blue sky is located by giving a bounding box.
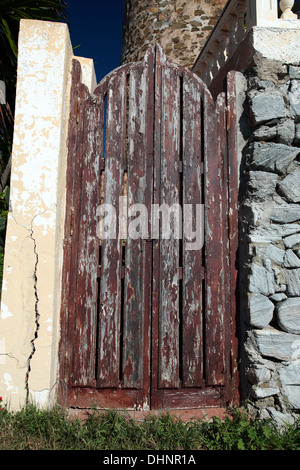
[67,0,125,83]
[66,0,300,84]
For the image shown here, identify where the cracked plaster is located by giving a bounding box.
[0,20,96,410]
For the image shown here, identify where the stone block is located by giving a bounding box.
[285,269,300,297]
[289,80,300,121]
[269,293,287,303]
[282,385,300,409]
[279,362,300,409]
[284,250,300,268]
[249,93,286,126]
[278,168,300,203]
[279,362,300,386]
[276,297,300,334]
[289,66,300,79]
[249,263,275,295]
[251,385,280,399]
[253,328,300,361]
[253,125,277,142]
[294,124,300,144]
[246,142,299,175]
[265,244,285,265]
[277,119,295,146]
[270,203,300,224]
[250,224,300,244]
[248,294,274,329]
[245,200,272,226]
[284,233,300,250]
[247,366,271,385]
[248,171,278,195]
[267,408,297,427]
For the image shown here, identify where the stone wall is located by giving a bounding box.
[239,58,300,424]
[121,0,227,67]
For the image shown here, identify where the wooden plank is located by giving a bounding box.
[72,102,102,386]
[158,63,181,389]
[67,387,140,410]
[181,71,204,388]
[97,70,127,388]
[217,91,231,393]
[58,59,82,402]
[151,45,164,398]
[226,71,240,404]
[68,80,93,386]
[151,387,221,410]
[122,58,154,392]
[203,91,227,387]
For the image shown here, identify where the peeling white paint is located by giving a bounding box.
[46,318,52,333]
[1,303,12,320]
[4,373,18,394]
[29,389,50,407]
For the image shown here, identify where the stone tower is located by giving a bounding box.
[121,0,227,68]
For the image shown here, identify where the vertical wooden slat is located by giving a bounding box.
[181,72,204,388]
[97,70,127,388]
[218,91,231,392]
[151,45,164,402]
[158,64,181,389]
[58,60,82,400]
[68,81,92,386]
[122,61,153,389]
[72,103,101,386]
[226,71,240,404]
[204,91,227,387]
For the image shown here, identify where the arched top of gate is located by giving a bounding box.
[91,44,214,103]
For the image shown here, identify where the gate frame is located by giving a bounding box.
[57,46,240,411]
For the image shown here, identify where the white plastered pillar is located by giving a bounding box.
[246,0,300,29]
[246,0,278,30]
[0,19,96,410]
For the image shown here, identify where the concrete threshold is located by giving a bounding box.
[68,407,229,423]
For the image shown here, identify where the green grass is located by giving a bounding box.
[0,404,299,450]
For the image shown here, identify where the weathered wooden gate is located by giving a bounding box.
[58,45,239,411]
